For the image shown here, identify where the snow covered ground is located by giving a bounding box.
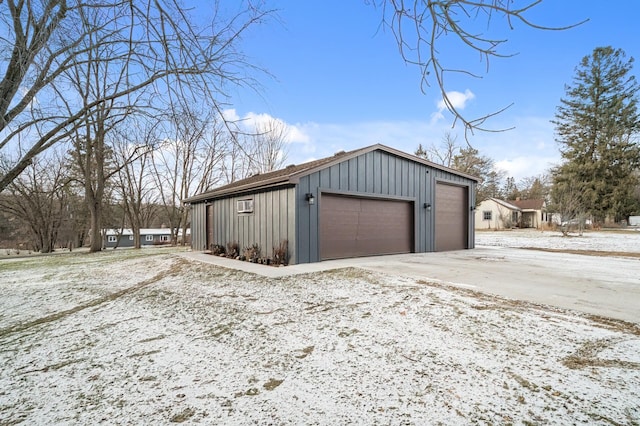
[476,228,640,253]
[1,245,639,424]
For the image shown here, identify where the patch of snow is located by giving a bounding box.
[0,250,638,424]
[477,229,640,253]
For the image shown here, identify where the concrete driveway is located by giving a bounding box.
[185,246,640,323]
[352,246,640,324]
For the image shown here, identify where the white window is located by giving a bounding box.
[108,235,117,243]
[129,235,134,240]
[237,199,254,213]
[145,235,154,242]
[160,235,170,242]
[483,211,492,221]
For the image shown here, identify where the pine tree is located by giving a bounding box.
[552,46,640,223]
[503,177,520,200]
[451,147,504,203]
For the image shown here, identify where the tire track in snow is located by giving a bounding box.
[0,257,187,338]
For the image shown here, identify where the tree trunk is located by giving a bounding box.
[132,219,141,249]
[180,208,189,246]
[89,200,103,252]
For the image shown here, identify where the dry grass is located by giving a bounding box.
[521,246,640,259]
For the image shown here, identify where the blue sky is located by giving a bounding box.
[224,1,640,181]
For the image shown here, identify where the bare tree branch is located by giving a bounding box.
[372,0,586,137]
[0,0,273,191]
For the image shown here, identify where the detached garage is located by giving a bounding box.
[184,144,478,264]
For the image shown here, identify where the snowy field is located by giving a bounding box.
[1,245,639,424]
[476,228,640,253]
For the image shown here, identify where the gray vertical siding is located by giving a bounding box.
[207,186,297,263]
[191,202,207,251]
[190,149,476,265]
[296,150,476,263]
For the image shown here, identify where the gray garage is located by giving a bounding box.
[184,144,478,264]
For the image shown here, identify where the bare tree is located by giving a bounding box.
[113,124,156,249]
[518,174,550,200]
[0,0,271,192]
[550,180,587,236]
[0,152,69,253]
[247,118,290,174]
[374,1,585,134]
[415,132,459,167]
[151,107,228,245]
[60,3,133,252]
[221,133,255,183]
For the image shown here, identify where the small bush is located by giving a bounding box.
[272,239,289,265]
[226,241,240,258]
[210,243,226,256]
[244,243,261,262]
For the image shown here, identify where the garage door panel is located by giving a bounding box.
[321,195,413,260]
[435,183,468,251]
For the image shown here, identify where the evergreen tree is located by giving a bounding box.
[502,177,520,200]
[552,46,640,223]
[451,147,504,203]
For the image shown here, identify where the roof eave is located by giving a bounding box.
[183,177,293,204]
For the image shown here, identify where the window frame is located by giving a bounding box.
[482,211,492,221]
[237,198,254,214]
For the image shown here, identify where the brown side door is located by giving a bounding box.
[206,204,214,251]
[320,194,414,260]
[435,183,468,251]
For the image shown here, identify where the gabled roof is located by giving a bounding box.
[509,199,545,211]
[183,144,479,203]
[486,198,521,211]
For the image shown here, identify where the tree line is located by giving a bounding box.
[0,1,289,253]
[0,106,290,253]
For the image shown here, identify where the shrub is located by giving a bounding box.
[272,239,289,265]
[226,241,240,258]
[210,243,226,256]
[243,243,261,262]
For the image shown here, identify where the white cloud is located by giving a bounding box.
[222,109,311,145]
[437,89,476,112]
[221,108,240,122]
[432,89,476,122]
[495,156,559,181]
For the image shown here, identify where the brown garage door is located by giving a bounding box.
[435,183,468,251]
[320,194,413,260]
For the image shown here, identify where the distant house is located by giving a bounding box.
[475,198,521,230]
[103,228,190,248]
[508,199,548,229]
[184,144,480,264]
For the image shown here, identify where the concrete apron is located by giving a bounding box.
[182,247,640,324]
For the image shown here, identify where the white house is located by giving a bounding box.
[509,199,548,229]
[475,198,521,230]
